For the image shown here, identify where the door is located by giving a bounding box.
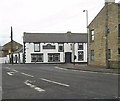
[15,55,17,64]
[65,52,72,63]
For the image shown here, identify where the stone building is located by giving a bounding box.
[2,40,23,57]
[88,0,120,68]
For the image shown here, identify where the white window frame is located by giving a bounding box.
[34,43,40,52]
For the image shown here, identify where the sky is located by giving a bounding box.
[0,0,119,45]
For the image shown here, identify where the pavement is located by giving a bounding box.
[58,63,120,74]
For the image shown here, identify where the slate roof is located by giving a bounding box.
[14,47,23,53]
[23,32,87,43]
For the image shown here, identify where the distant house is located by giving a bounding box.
[0,46,3,57]
[1,40,23,64]
[23,32,87,64]
[2,40,23,57]
[88,0,120,68]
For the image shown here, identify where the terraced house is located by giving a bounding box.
[23,32,87,64]
[88,0,120,68]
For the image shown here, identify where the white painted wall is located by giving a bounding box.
[25,42,87,63]
[0,57,8,63]
[26,43,34,63]
[13,52,23,64]
[25,43,65,63]
[64,43,72,52]
[73,43,87,62]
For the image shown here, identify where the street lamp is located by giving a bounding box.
[83,10,89,65]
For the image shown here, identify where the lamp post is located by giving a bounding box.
[83,10,89,65]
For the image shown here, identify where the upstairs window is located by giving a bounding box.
[58,43,64,52]
[34,43,40,52]
[78,43,83,50]
[90,29,95,42]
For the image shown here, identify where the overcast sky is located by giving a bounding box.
[0,0,119,45]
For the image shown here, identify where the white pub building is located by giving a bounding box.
[23,31,87,64]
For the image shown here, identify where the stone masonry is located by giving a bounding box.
[88,2,120,68]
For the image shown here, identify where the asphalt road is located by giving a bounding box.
[2,64,119,99]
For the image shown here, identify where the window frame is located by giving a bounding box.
[91,50,94,61]
[31,53,43,62]
[34,43,40,52]
[48,53,60,62]
[78,43,84,50]
[118,48,120,55]
[78,51,84,61]
[90,29,95,42]
[108,49,111,59]
[58,43,64,52]
[118,24,120,37]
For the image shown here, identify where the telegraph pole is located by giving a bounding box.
[11,26,13,64]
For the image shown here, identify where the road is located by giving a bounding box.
[2,64,119,99]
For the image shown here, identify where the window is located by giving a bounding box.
[78,43,83,50]
[48,53,60,62]
[58,43,64,52]
[118,24,120,37]
[34,43,40,52]
[90,29,95,42]
[118,48,120,55]
[43,44,55,49]
[91,50,94,61]
[78,51,84,61]
[31,54,43,62]
[108,49,111,59]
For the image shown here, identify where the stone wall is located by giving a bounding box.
[88,3,120,68]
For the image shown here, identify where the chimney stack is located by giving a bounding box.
[105,0,115,4]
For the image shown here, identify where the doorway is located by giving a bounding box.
[65,52,72,63]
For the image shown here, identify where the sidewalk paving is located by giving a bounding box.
[58,63,120,74]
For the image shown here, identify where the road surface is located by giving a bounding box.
[2,64,119,99]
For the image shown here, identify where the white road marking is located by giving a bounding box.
[55,66,67,71]
[7,72,14,76]
[12,69,18,72]
[5,67,11,70]
[24,80,45,92]
[79,70,98,74]
[21,72,34,78]
[72,70,78,72]
[40,78,70,87]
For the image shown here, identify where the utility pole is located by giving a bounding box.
[11,26,13,64]
[105,2,109,69]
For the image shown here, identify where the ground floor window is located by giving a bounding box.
[91,50,94,61]
[108,49,111,59]
[118,48,120,55]
[48,53,60,62]
[78,51,84,61]
[31,54,43,62]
